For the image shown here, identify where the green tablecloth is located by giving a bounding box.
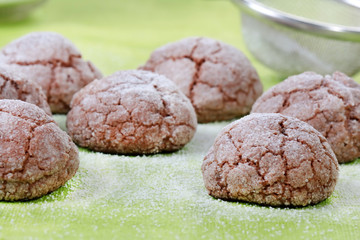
[0,0,359,239]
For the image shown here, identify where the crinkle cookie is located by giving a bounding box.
[0,100,79,201]
[67,70,197,154]
[252,71,360,163]
[0,32,102,113]
[201,113,339,207]
[0,64,51,115]
[140,37,263,123]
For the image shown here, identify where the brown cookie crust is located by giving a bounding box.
[201,113,339,207]
[0,64,51,115]
[140,37,263,123]
[252,71,360,163]
[67,70,197,154]
[0,32,102,113]
[0,100,79,201]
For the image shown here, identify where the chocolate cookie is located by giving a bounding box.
[252,71,360,163]
[0,64,51,115]
[0,100,79,201]
[201,113,339,207]
[140,37,263,123]
[67,70,197,154]
[0,32,102,113]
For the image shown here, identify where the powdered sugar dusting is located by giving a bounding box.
[0,115,359,239]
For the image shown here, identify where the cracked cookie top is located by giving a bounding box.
[0,64,51,115]
[252,71,360,163]
[0,32,103,113]
[140,37,263,123]
[0,99,79,201]
[201,113,339,207]
[66,70,197,154]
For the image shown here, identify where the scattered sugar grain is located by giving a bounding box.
[0,115,358,239]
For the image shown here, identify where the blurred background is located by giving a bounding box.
[1,0,360,87]
[0,0,280,89]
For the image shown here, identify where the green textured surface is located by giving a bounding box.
[0,0,360,239]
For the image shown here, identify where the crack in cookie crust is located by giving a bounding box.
[140,37,263,123]
[252,71,360,163]
[0,32,102,114]
[0,100,79,201]
[67,70,197,154]
[201,113,339,207]
[0,65,51,115]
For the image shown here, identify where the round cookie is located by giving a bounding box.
[0,32,103,114]
[251,71,360,163]
[140,37,263,123]
[0,64,51,115]
[201,113,339,207]
[0,100,79,201]
[67,70,197,154]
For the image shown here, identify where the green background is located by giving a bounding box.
[0,0,360,239]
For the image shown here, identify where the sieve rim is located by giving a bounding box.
[232,0,360,42]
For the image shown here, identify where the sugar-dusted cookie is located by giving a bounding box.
[202,113,339,207]
[0,100,79,201]
[0,64,51,115]
[252,71,360,163]
[0,32,102,113]
[67,70,197,154]
[141,37,262,123]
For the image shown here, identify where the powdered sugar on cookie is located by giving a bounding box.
[141,37,263,123]
[67,70,197,154]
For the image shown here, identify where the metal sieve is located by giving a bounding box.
[232,0,360,76]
